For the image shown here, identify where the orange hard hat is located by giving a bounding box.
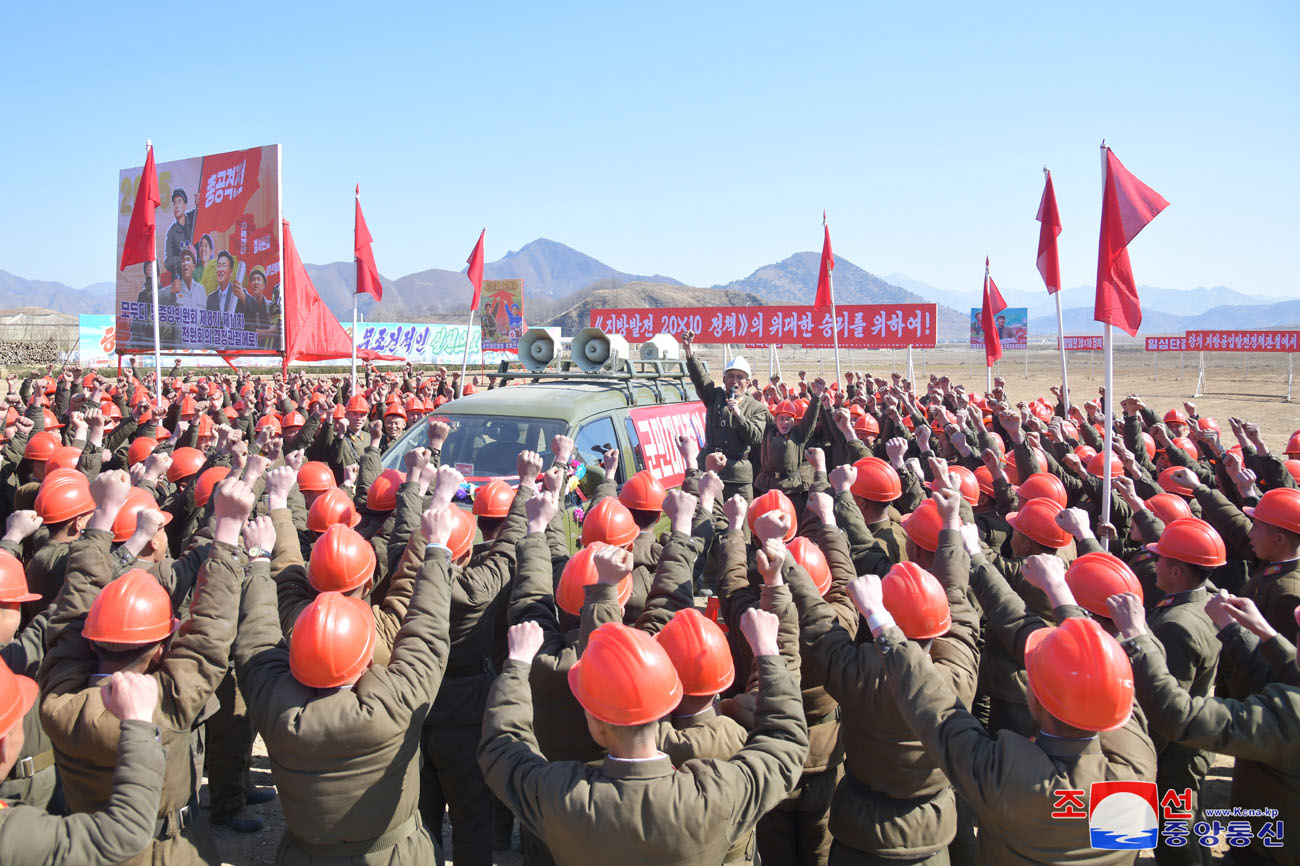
[1086,451,1123,478]
[1243,487,1300,535]
[289,592,376,689]
[365,469,406,512]
[255,415,282,436]
[307,487,361,532]
[556,543,632,616]
[1017,472,1067,508]
[472,479,515,519]
[747,489,798,542]
[297,461,336,492]
[282,410,306,430]
[655,608,735,696]
[1285,430,1300,457]
[1157,467,1195,498]
[1073,445,1098,465]
[1197,416,1220,434]
[788,536,831,595]
[462,383,477,395]
[179,396,198,416]
[126,437,158,467]
[1145,493,1192,524]
[567,622,682,726]
[0,551,39,604]
[1024,617,1133,732]
[581,498,639,549]
[332,404,346,421]
[773,400,798,418]
[1169,437,1197,462]
[166,447,206,482]
[1285,459,1300,485]
[45,445,83,473]
[24,431,60,463]
[850,457,902,503]
[619,470,666,513]
[882,562,952,639]
[383,402,407,420]
[855,413,880,436]
[794,398,810,420]
[1002,455,1020,486]
[195,415,214,438]
[1029,401,1053,423]
[973,465,996,499]
[1163,408,1188,426]
[0,661,37,738]
[308,524,377,593]
[923,465,978,506]
[1065,552,1143,617]
[1140,432,1157,461]
[82,569,177,645]
[112,487,172,543]
[345,394,370,415]
[1144,517,1226,568]
[34,470,95,524]
[193,466,231,508]
[901,499,943,553]
[445,506,477,561]
[1006,497,1072,549]
[40,408,62,430]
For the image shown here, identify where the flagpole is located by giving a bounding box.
[145,141,163,410]
[350,292,358,394]
[1099,142,1114,553]
[459,301,475,392]
[984,262,992,394]
[1047,166,1071,414]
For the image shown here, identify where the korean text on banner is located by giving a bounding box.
[1184,331,1300,352]
[627,403,708,488]
[1144,336,1189,352]
[78,315,117,367]
[350,321,515,365]
[479,279,525,355]
[969,307,1028,351]
[1061,336,1104,351]
[116,144,282,356]
[590,304,937,349]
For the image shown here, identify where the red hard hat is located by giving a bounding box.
[850,457,902,503]
[307,487,361,532]
[179,396,198,416]
[973,465,996,499]
[112,487,172,543]
[282,410,306,430]
[619,470,667,513]
[332,404,346,421]
[1157,467,1195,498]
[308,524,377,593]
[556,543,632,616]
[923,465,978,506]
[40,408,63,430]
[1006,497,1072,549]
[882,562,952,639]
[445,506,477,561]
[365,469,406,512]
[1016,473,1067,508]
[1086,451,1123,478]
[0,661,38,738]
[383,402,407,420]
[1065,552,1143,617]
[900,499,943,553]
[1002,455,1021,486]
[82,569,178,645]
[773,400,798,418]
[24,431,60,463]
[166,447,206,483]
[568,622,682,726]
[255,415,282,436]
[0,551,39,604]
[1073,445,1098,465]
[126,437,158,467]
[788,536,831,595]
[297,461,336,492]
[1145,493,1192,524]
[1197,417,1220,434]
[45,445,83,473]
[34,470,95,524]
[1243,487,1300,535]
[1140,432,1157,461]
[1163,408,1188,426]
[195,415,214,438]
[1285,430,1300,458]
[582,498,640,549]
[794,398,810,420]
[345,395,370,415]
[1169,437,1197,461]
[289,592,376,689]
[656,607,735,696]
[747,489,798,542]
[1025,617,1133,731]
[855,413,880,436]
[193,466,231,508]
[1284,459,1300,485]
[1145,517,1227,568]
[472,478,515,518]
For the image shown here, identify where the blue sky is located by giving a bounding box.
[3,1,1296,299]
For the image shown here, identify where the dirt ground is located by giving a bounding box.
[210,344,1291,865]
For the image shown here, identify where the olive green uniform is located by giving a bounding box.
[687,355,767,501]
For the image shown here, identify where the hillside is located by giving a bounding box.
[538,282,766,335]
[0,270,113,314]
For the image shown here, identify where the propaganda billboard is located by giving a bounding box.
[970,307,1027,351]
[116,144,282,355]
[478,279,525,355]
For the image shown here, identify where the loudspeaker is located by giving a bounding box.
[639,333,680,361]
[573,327,630,373]
[519,327,564,372]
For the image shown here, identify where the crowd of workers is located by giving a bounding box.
[0,340,1297,866]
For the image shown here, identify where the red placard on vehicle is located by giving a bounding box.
[627,402,707,488]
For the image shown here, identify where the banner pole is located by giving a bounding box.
[1100,323,1114,553]
[1194,352,1204,397]
[458,302,475,393]
[1024,340,1029,379]
[150,257,162,408]
[1287,353,1293,402]
[350,293,358,394]
[1054,291,1070,411]
[277,147,286,380]
[830,271,842,385]
[906,345,915,382]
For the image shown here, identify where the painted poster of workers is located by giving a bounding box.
[969,306,1028,350]
[116,144,283,354]
[478,278,525,355]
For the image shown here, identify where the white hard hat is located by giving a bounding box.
[724,356,751,376]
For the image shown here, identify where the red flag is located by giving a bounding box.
[466,229,486,310]
[120,144,160,270]
[354,184,383,301]
[1095,147,1168,337]
[190,146,263,247]
[1036,170,1062,293]
[814,211,834,309]
[981,257,1007,367]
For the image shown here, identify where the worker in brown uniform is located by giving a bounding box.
[0,667,171,866]
[683,331,768,502]
[860,550,1156,865]
[1108,592,1299,866]
[480,572,809,866]
[38,469,251,866]
[231,487,459,864]
[0,538,56,812]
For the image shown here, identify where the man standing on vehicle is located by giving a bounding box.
[682,331,768,502]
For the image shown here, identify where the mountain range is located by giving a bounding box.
[3,239,1296,342]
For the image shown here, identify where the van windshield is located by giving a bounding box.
[381,414,568,479]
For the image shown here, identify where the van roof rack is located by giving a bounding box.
[490,358,702,406]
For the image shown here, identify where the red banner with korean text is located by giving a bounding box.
[627,402,707,488]
[1144,336,1188,352]
[1060,336,1104,351]
[1184,331,1300,352]
[591,304,938,349]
